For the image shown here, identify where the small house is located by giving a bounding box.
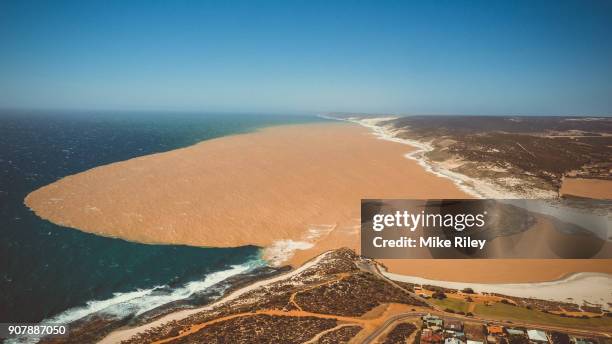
[527,329,549,343]
[422,328,444,344]
[445,338,466,344]
[486,325,504,336]
[444,319,464,332]
[506,328,525,336]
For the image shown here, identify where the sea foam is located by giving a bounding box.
[43,259,264,325]
[5,260,264,343]
[321,114,556,199]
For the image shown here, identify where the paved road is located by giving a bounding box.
[356,260,440,310]
[357,259,612,343]
[361,310,612,344]
[361,312,427,344]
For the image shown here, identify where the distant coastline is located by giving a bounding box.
[321,113,612,201]
[24,119,612,285]
[320,114,550,199]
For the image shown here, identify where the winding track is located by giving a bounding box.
[359,260,612,343]
[101,255,612,343]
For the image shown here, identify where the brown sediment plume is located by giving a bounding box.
[25,122,467,247]
[25,122,612,282]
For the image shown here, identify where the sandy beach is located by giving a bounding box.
[26,121,612,282]
[384,271,612,309]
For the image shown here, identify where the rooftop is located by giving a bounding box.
[487,325,504,335]
[527,329,548,341]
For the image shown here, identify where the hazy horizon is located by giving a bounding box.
[1,0,611,115]
[1,107,612,118]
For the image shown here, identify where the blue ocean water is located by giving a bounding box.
[0,110,322,324]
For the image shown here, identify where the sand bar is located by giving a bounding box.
[26,122,612,282]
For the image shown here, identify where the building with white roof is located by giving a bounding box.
[527,329,549,343]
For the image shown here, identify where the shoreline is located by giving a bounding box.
[98,251,333,344]
[39,258,267,326]
[20,113,612,339]
[25,120,612,284]
[384,270,612,310]
[25,121,470,268]
[321,114,557,199]
[99,250,610,343]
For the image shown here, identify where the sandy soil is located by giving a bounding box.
[560,177,612,199]
[26,121,612,282]
[100,251,334,344]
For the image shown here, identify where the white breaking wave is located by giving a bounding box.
[100,251,334,344]
[5,261,263,344]
[346,116,494,198]
[263,224,337,266]
[264,240,314,266]
[43,259,265,326]
[321,115,610,239]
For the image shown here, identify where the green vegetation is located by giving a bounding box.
[432,291,447,300]
[430,298,471,313]
[473,302,612,331]
[429,298,612,332]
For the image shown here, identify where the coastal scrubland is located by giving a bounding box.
[43,248,610,343]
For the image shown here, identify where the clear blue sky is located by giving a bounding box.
[1,0,611,115]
